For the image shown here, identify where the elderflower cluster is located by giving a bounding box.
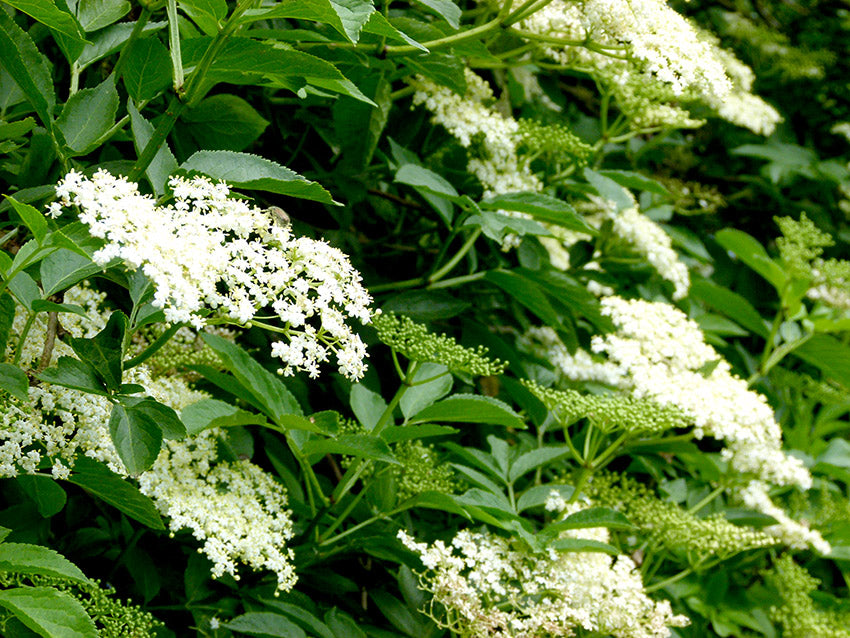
[372,312,506,376]
[711,45,782,136]
[519,326,627,387]
[50,169,372,380]
[137,428,297,592]
[399,522,688,638]
[590,296,813,490]
[738,481,830,554]
[590,473,777,562]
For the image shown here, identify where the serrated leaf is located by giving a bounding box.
[480,192,596,235]
[302,434,398,464]
[225,612,307,638]
[400,363,452,419]
[183,94,269,151]
[56,76,119,155]
[412,0,460,26]
[122,397,186,439]
[122,37,171,101]
[0,587,98,637]
[544,507,634,536]
[0,11,55,128]
[201,333,303,422]
[516,484,575,513]
[68,457,165,529]
[350,383,387,431]
[30,300,88,319]
[179,0,227,35]
[410,394,525,429]
[16,475,67,518]
[4,0,87,42]
[108,403,163,475]
[584,167,634,211]
[0,363,28,401]
[395,163,458,199]
[128,99,178,197]
[507,446,573,483]
[597,169,670,196]
[68,311,127,391]
[77,0,131,31]
[77,19,166,70]
[40,249,100,296]
[361,12,426,50]
[379,424,457,443]
[5,196,47,244]
[486,270,561,328]
[715,228,786,292]
[182,150,337,204]
[0,544,86,582]
[401,52,465,95]
[37,356,108,396]
[793,334,850,388]
[329,0,375,42]
[333,72,391,170]
[181,398,268,435]
[690,280,769,338]
[550,538,620,554]
[0,293,14,354]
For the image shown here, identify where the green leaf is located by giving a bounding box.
[56,76,119,155]
[333,72,391,170]
[550,538,620,554]
[128,99,177,196]
[108,403,163,476]
[15,475,66,518]
[201,333,303,422]
[715,229,786,292]
[395,163,458,199]
[122,397,187,439]
[0,544,86,582]
[793,334,850,388]
[68,457,165,529]
[0,587,98,637]
[37,356,108,396]
[596,169,670,196]
[485,270,561,328]
[0,293,14,354]
[412,0,460,27]
[479,192,596,235]
[400,363,452,419]
[302,435,398,464]
[179,0,227,35]
[544,507,635,536]
[379,424,457,443]
[260,601,335,638]
[276,411,340,435]
[507,446,573,483]
[76,19,166,71]
[401,52,465,95]
[77,0,131,31]
[40,249,100,296]
[68,311,127,391]
[182,150,337,205]
[410,394,526,429]
[349,383,387,431]
[0,363,29,401]
[328,0,375,43]
[3,0,87,42]
[690,279,769,338]
[584,167,634,211]
[181,398,268,435]
[225,612,307,638]
[183,94,270,151]
[361,13,426,50]
[516,484,574,513]
[0,10,55,128]
[5,196,47,244]
[122,37,171,102]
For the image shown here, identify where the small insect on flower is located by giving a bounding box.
[266,206,291,229]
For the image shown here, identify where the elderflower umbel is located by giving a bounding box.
[399,512,688,637]
[590,296,812,490]
[50,170,372,380]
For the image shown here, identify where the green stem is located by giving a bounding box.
[385,16,505,57]
[427,271,487,289]
[645,566,695,593]
[13,312,36,367]
[687,485,725,515]
[428,228,482,284]
[319,505,407,547]
[166,0,184,92]
[128,95,186,181]
[589,431,629,470]
[318,488,368,543]
[504,0,553,26]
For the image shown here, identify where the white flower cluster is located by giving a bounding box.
[519,326,628,388]
[138,429,297,592]
[590,296,812,490]
[739,481,831,555]
[399,510,688,637]
[50,170,372,380]
[412,69,541,198]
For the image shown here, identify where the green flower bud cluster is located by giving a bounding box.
[393,440,458,501]
[517,118,593,166]
[775,213,834,278]
[589,472,777,563]
[658,177,726,216]
[764,554,850,638]
[373,313,507,376]
[0,573,160,637]
[525,381,691,434]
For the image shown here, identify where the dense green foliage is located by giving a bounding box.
[1,0,849,636]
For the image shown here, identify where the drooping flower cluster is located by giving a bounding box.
[50,169,372,380]
[590,296,812,490]
[399,505,688,637]
[137,429,297,592]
